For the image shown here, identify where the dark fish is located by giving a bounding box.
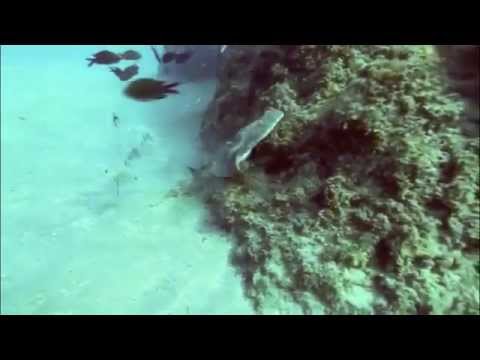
[162,52,176,64]
[121,50,142,60]
[86,50,122,67]
[112,113,119,127]
[110,64,139,81]
[162,82,180,94]
[174,51,194,64]
[123,78,180,101]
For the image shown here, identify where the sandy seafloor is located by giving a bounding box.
[0,45,254,314]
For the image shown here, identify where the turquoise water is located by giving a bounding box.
[0,45,253,314]
[2,45,478,315]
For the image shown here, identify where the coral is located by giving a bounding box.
[198,45,479,314]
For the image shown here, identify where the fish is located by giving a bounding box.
[112,113,120,127]
[86,50,122,67]
[162,52,176,64]
[121,50,142,60]
[174,51,194,64]
[124,148,141,167]
[110,64,139,81]
[163,82,180,94]
[123,78,180,101]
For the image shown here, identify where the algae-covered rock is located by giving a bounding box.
[198,45,479,315]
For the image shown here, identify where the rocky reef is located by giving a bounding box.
[197,45,479,314]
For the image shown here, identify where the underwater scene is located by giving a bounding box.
[0,45,478,315]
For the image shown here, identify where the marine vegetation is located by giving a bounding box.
[196,45,479,315]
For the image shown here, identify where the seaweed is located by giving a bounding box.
[198,45,479,314]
